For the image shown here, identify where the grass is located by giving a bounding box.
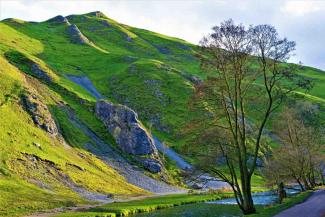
[53,190,312,217]
[0,177,84,217]
[53,193,233,217]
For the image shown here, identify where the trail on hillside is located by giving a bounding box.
[274,189,325,217]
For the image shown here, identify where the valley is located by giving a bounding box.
[0,10,324,217]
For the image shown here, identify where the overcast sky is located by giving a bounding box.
[1,0,324,70]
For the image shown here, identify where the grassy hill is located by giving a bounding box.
[1,11,325,216]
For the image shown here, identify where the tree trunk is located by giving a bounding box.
[296,179,305,191]
[303,177,311,190]
[307,169,316,188]
[240,175,256,215]
[277,182,287,204]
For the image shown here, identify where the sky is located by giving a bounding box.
[1,0,325,70]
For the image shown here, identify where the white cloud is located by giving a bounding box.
[281,1,325,16]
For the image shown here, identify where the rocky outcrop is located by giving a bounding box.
[4,51,53,82]
[141,158,162,173]
[47,15,70,25]
[96,100,156,155]
[21,93,58,136]
[66,24,90,45]
[95,100,162,173]
[87,11,108,19]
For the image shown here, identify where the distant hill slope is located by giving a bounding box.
[1,11,325,216]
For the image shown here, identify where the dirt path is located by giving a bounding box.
[274,189,325,217]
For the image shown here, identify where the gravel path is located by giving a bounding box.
[274,189,325,217]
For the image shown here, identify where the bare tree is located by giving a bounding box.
[191,19,312,214]
[265,108,325,191]
[263,159,288,203]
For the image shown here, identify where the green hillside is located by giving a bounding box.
[1,11,325,216]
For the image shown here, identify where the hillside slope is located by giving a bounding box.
[1,11,325,216]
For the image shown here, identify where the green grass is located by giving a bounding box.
[54,193,233,217]
[55,212,116,217]
[0,177,84,217]
[53,191,312,217]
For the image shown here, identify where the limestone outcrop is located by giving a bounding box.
[21,93,58,136]
[47,15,70,25]
[66,24,90,44]
[95,100,162,173]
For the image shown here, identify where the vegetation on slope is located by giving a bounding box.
[0,37,145,216]
[1,11,325,216]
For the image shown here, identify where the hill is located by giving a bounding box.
[0,11,325,216]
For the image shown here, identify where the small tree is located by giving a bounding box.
[192,19,312,214]
[263,158,288,203]
[264,107,325,191]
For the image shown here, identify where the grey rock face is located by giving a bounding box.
[96,100,156,155]
[47,15,70,25]
[66,24,90,44]
[95,100,163,172]
[140,158,162,173]
[21,93,58,136]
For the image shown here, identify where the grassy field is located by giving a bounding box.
[53,193,233,217]
[53,191,312,217]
